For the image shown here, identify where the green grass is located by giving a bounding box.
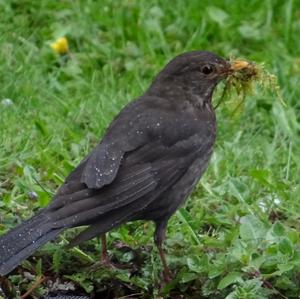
[0,0,300,298]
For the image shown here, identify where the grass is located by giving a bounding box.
[0,0,300,298]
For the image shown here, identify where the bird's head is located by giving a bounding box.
[147,51,233,106]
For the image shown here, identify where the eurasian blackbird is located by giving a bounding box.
[0,51,235,280]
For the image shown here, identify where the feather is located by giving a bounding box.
[0,213,63,275]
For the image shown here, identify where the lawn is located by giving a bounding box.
[0,0,300,298]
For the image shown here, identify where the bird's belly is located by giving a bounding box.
[137,149,213,222]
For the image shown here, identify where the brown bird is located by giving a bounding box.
[0,51,237,281]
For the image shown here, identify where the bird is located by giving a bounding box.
[0,51,236,281]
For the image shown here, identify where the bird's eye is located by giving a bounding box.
[201,64,214,75]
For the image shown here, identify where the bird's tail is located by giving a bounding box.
[0,212,63,276]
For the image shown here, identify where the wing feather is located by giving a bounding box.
[78,96,206,189]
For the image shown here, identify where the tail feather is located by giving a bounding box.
[0,213,63,276]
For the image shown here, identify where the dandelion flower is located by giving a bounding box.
[50,37,69,55]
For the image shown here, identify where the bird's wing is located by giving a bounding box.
[65,97,205,190]
[79,99,163,189]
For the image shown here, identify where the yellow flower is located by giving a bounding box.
[50,37,69,55]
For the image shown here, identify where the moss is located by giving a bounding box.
[215,59,285,111]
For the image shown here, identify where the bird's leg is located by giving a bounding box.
[90,234,114,271]
[154,221,172,283]
[157,245,171,282]
[101,234,109,264]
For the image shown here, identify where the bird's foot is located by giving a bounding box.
[89,257,117,272]
[90,254,133,272]
[101,255,116,268]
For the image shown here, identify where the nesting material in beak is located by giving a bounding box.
[215,58,284,110]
